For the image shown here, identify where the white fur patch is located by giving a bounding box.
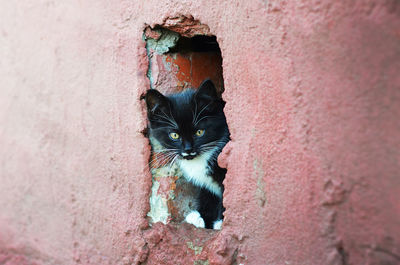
[185,211,205,228]
[178,149,222,197]
[213,219,223,230]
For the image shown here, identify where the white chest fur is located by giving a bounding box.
[178,150,222,197]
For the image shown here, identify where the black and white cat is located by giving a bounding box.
[145,79,229,229]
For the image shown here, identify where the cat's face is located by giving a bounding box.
[145,80,229,163]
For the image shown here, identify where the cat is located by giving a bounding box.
[145,79,229,229]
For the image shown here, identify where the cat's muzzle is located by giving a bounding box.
[181,152,197,160]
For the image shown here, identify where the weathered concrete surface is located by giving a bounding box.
[0,0,399,264]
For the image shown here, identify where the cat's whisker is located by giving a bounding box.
[200,149,219,156]
[151,148,179,153]
[152,114,178,128]
[159,108,178,128]
[200,147,218,151]
[167,154,179,174]
[192,99,199,124]
[199,148,218,153]
[194,115,217,126]
[167,108,178,127]
[153,112,174,122]
[201,142,218,147]
[201,140,228,148]
[193,102,213,125]
[149,118,178,128]
[191,108,196,124]
[149,151,178,168]
[149,156,169,167]
[150,158,174,168]
[151,149,178,155]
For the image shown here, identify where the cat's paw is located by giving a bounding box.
[185,211,205,228]
[213,219,223,230]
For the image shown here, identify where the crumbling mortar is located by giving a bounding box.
[139,16,240,265]
[144,28,180,54]
[143,33,154,90]
[159,15,212,38]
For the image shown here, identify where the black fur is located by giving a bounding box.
[145,79,229,229]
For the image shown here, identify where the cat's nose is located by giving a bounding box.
[183,141,195,155]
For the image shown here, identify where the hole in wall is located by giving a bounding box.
[142,18,228,230]
[144,25,224,93]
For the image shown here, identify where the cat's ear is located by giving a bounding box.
[196,79,218,100]
[145,89,170,115]
[195,79,224,112]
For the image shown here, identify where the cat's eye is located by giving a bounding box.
[195,129,205,137]
[169,132,180,140]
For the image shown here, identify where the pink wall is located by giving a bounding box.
[1,0,399,264]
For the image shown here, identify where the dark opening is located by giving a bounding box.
[168,34,221,53]
[144,25,227,230]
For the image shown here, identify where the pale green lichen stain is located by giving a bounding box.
[186,242,209,265]
[143,28,180,90]
[146,137,182,225]
[194,260,209,265]
[145,28,179,54]
[253,159,267,207]
[147,178,170,224]
[187,242,203,255]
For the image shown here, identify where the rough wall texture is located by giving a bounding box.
[0,0,399,264]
